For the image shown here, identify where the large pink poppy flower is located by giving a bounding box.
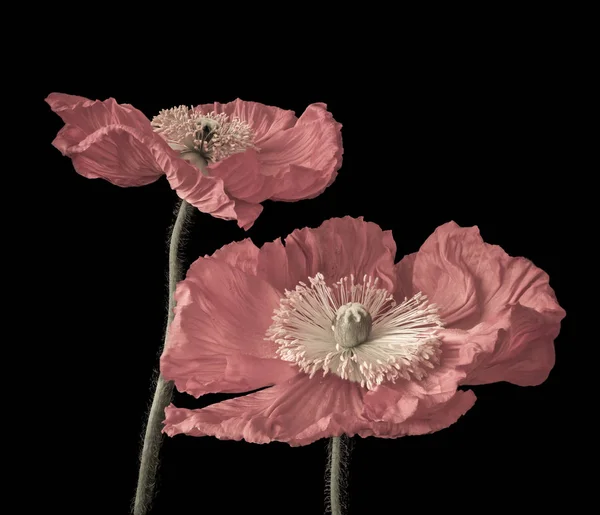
[161,217,565,446]
[46,94,343,230]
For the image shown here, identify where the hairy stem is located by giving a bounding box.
[327,435,351,515]
[133,199,192,515]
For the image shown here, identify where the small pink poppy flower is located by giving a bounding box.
[161,217,565,446]
[46,94,343,230]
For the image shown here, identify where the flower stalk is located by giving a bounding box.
[133,199,193,515]
[327,435,351,515]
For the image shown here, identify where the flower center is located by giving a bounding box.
[151,106,257,164]
[332,303,372,348]
[266,273,444,390]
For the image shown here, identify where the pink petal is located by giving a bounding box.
[64,125,168,187]
[256,216,397,294]
[46,93,164,186]
[163,372,476,446]
[445,303,564,386]
[161,256,291,397]
[197,101,342,204]
[362,340,469,422]
[394,252,417,300]
[227,199,264,231]
[262,103,344,201]
[373,390,476,438]
[163,374,364,445]
[162,353,296,397]
[46,93,151,146]
[209,238,260,275]
[161,152,263,230]
[202,216,396,299]
[206,150,279,204]
[408,222,565,329]
[195,99,298,144]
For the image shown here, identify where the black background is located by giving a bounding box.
[37,34,581,515]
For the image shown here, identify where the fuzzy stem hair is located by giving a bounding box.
[326,435,352,515]
[132,199,193,515]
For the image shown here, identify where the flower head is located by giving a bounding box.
[151,106,257,163]
[161,217,565,446]
[46,94,343,229]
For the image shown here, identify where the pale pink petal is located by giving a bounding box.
[253,239,293,294]
[195,99,298,144]
[367,390,476,439]
[196,101,342,203]
[408,222,564,329]
[409,225,480,328]
[220,353,296,392]
[394,252,417,300]
[161,153,263,230]
[214,217,396,297]
[437,323,504,379]
[174,256,281,359]
[162,353,296,397]
[262,103,344,201]
[163,372,475,446]
[163,374,366,445]
[444,303,564,386]
[230,200,264,230]
[206,150,279,204]
[362,391,421,424]
[64,125,167,186]
[362,339,469,422]
[161,257,287,397]
[208,238,260,275]
[255,216,397,294]
[47,93,164,186]
[46,93,151,146]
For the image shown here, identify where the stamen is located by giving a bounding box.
[151,106,257,162]
[266,273,444,390]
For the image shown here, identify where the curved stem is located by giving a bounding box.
[327,435,350,515]
[133,199,192,515]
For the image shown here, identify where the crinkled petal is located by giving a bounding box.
[444,303,564,386]
[162,154,263,230]
[369,390,476,438]
[206,150,279,204]
[208,238,260,275]
[46,93,152,146]
[47,93,164,186]
[255,216,397,294]
[206,217,396,295]
[394,252,417,300]
[197,101,342,203]
[163,372,475,446]
[227,199,263,231]
[362,339,468,422]
[64,125,166,186]
[162,353,296,397]
[407,222,564,329]
[409,225,479,327]
[260,103,344,201]
[163,374,366,445]
[195,99,298,144]
[161,256,288,397]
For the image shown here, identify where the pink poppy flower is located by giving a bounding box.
[46,94,343,230]
[161,217,565,446]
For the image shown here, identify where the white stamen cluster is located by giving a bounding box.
[151,106,257,162]
[266,273,444,390]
